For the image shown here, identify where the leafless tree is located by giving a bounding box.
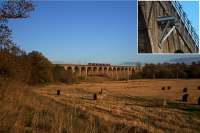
[0,0,34,50]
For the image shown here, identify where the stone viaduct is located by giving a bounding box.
[138,1,199,53]
[59,63,141,80]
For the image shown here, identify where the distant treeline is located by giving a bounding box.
[1,46,200,85]
[134,62,200,79]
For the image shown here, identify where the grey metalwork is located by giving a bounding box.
[157,16,178,48]
[171,1,199,50]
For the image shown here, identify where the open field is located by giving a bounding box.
[35,79,200,133]
[1,80,116,133]
[1,79,200,133]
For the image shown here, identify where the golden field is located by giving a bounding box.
[36,79,200,133]
[1,79,200,133]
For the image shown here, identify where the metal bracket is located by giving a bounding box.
[159,24,176,48]
[157,16,178,49]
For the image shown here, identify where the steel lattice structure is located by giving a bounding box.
[171,1,199,48]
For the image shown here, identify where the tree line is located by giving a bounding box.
[0,48,76,84]
[1,44,200,84]
[134,62,200,79]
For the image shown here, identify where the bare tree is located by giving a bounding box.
[0,0,34,19]
[0,0,34,50]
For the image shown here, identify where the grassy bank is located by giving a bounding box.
[0,80,146,133]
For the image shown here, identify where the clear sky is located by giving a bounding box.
[8,0,200,65]
[179,0,199,34]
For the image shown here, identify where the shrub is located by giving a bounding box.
[27,51,54,84]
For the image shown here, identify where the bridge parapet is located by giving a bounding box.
[58,64,140,80]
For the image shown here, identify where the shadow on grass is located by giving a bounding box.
[121,96,166,107]
[121,96,200,116]
[167,101,200,117]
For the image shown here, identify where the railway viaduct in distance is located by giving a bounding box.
[138,1,199,53]
[59,63,141,80]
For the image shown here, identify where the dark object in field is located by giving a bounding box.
[183,88,188,93]
[198,86,200,90]
[57,90,60,95]
[93,93,97,100]
[167,86,171,90]
[182,94,189,102]
[198,97,200,105]
[161,86,165,90]
[99,89,103,94]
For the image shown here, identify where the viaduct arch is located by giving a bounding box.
[60,64,140,80]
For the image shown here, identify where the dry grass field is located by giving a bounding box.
[1,79,200,133]
[35,79,200,133]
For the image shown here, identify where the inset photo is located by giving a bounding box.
[138,0,199,53]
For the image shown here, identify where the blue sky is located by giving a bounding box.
[179,0,199,34]
[8,0,200,65]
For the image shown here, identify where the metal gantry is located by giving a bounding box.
[157,16,178,48]
[171,1,199,50]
